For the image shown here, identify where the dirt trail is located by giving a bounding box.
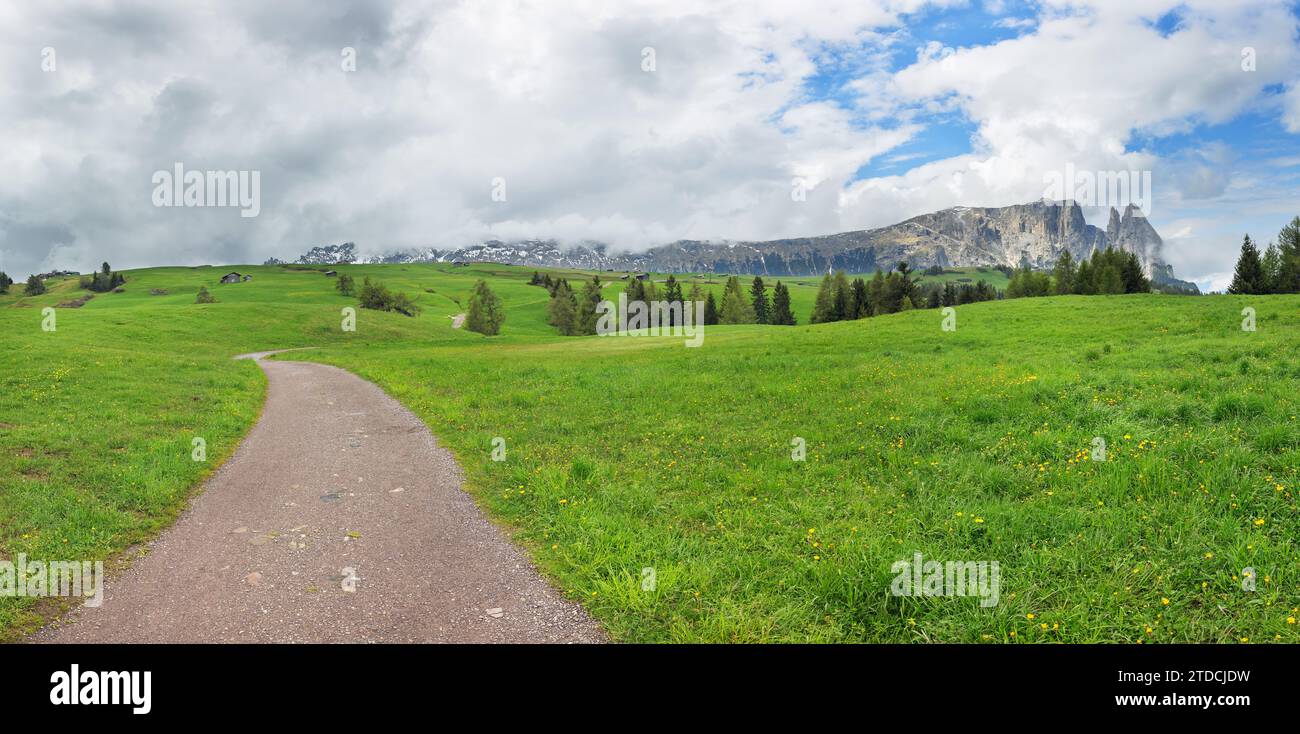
[37,354,603,643]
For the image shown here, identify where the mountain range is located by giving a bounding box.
[270,200,1198,292]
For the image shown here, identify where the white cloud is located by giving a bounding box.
[0,0,1295,284]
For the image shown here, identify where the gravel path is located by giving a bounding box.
[37,354,604,643]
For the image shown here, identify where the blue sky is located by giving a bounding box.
[790,0,1300,291]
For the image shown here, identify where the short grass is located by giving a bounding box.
[912,266,1011,291]
[2,262,1297,642]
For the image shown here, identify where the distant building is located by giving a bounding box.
[634,272,650,281]
[220,272,243,284]
[324,270,338,277]
[451,261,467,267]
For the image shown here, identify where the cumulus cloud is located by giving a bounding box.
[0,0,1296,284]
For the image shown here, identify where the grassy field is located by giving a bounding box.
[912,266,1012,290]
[3,262,1298,642]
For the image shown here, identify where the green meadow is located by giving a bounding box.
[2,262,1298,642]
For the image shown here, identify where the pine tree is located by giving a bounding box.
[832,271,851,321]
[896,262,918,307]
[750,276,769,324]
[1228,235,1265,295]
[623,276,645,304]
[1052,251,1076,295]
[1261,242,1282,294]
[810,273,836,323]
[25,274,46,295]
[547,280,578,335]
[1074,259,1094,294]
[770,281,796,325]
[851,278,869,318]
[940,281,957,307]
[1276,216,1300,293]
[703,290,719,325]
[0,271,11,294]
[867,269,885,315]
[195,285,215,303]
[575,275,602,335]
[663,275,683,327]
[926,286,941,309]
[466,279,506,335]
[1097,265,1124,295]
[880,271,904,314]
[1119,251,1150,293]
[719,276,756,324]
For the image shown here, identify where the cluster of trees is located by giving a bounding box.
[25,274,47,296]
[358,276,421,317]
[545,274,602,335]
[0,272,12,293]
[1008,248,1150,298]
[718,276,796,325]
[1228,217,1300,294]
[466,279,505,335]
[810,263,996,322]
[542,271,800,335]
[79,262,125,292]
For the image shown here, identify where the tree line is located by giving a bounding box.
[1228,216,1300,294]
[1009,247,1151,298]
[535,271,797,335]
[810,263,999,324]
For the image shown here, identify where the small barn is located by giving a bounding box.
[324,270,338,277]
[220,272,243,284]
[634,272,650,281]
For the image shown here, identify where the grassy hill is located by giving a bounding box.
[2,263,1298,642]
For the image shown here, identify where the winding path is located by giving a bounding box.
[38,353,603,643]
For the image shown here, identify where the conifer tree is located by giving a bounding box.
[662,275,683,327]
[1119,251,1149,293]
[1052,251,1076,295]
[703,290,719,325]
[719,275,756,324]
[1228,235,1264,295]
[466,279,506,335]
[1261,242,1282,294]
[770,281,796,325]
[25,274,46,295]
[867,269,885,315]
[547,280,578,335]
[750,276,769,324]
[941,281,957,307]
[1097,265,1124,295]
[811,273,836,323]
[1276,216,1300,293]
[851,278,869,318]
[575,275,602,335]
[832,271,851,321]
